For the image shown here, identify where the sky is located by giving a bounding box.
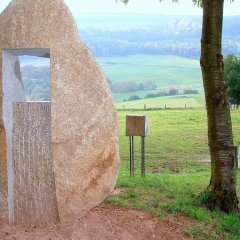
[0,0,240,16]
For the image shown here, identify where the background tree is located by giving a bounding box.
[120,0,239,212]
[224,54,240,107]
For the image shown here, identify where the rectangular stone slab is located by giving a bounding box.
[12,102,59,224]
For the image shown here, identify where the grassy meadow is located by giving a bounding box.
[106,108,240,239]
[97,55,203,103]
[98,55,202,87]
[116,94,205,109]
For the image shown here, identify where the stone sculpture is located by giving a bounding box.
[0,0,119,224]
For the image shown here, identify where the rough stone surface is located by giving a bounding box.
[0,0,119,223]
[12,102,59,224]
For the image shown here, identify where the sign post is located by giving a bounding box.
[235,146,240,168]
[126,115,149,177]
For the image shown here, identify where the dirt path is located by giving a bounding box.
[0,205,192,240]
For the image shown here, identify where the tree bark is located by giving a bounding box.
[201,0,239,212]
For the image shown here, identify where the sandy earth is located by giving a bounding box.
[0,205,192,240]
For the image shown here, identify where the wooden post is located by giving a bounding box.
[141,137,145,177]
[235,146,239,168]
[129,136,134,177]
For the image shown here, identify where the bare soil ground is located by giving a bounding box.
[0,205,192,240]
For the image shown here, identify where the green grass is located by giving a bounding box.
[105,108,240,239]
[97,55,203,103]
[116,94,205,109]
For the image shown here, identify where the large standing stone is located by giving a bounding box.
[0,0,119,223]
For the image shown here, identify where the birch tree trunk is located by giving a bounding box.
[201,0,238,212]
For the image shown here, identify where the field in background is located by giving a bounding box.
[106,109,240,239]
[117,108,240,168]
[97,55,203,103]
[116,94,205,109]
[19,54,204,105]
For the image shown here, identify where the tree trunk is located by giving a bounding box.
[201,0,238,212]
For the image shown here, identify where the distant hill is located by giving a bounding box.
[20,13,240,103]
[98,55,202,102]
[74,13,240,59]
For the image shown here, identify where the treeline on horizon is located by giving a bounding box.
[125,86,199,102]
[76,14,240,59]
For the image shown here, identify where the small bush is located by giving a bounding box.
[183,88,199,94]
[128,95,141,101]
